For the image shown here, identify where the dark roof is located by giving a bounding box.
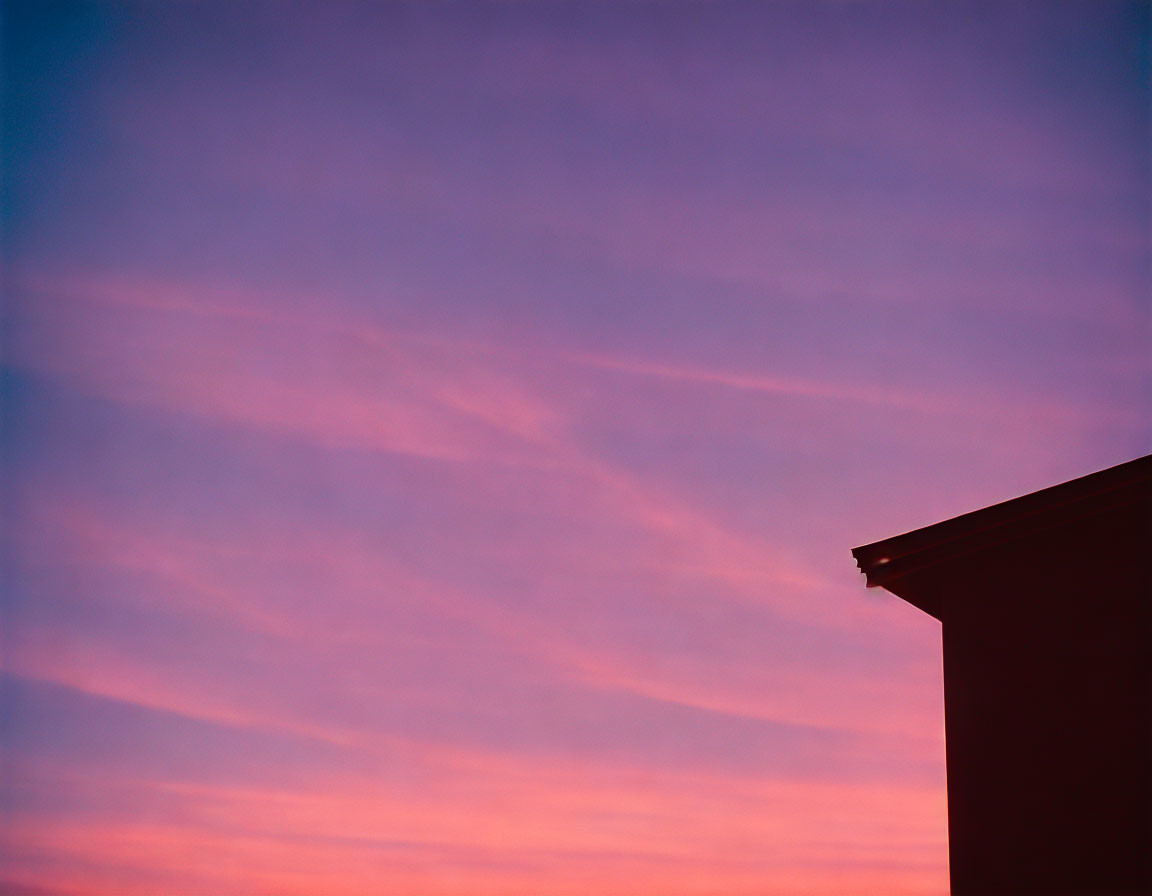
[851,454,1152,616]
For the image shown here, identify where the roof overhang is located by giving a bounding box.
[851,454,1152,620]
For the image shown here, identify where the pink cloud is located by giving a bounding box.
[4,753,946,896]
[12,488,943,750]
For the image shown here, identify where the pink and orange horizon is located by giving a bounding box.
[2,3,1149,894]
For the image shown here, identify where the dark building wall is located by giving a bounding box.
[923,501,1149,895]
[854,456,1152,895]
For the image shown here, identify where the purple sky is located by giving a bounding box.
[2,2,1149,894]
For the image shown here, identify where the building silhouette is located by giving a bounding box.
[852,455,1151,895]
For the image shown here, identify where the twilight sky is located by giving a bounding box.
[2,2,1149,894]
